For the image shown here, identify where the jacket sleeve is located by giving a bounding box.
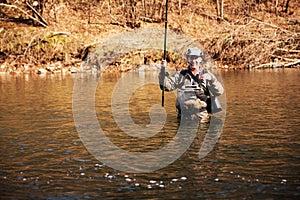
[207,72,224,96]
[159,71,182,91]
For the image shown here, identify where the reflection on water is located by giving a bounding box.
[0,69,300,199]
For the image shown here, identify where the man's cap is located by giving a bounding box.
[186,47,203,57]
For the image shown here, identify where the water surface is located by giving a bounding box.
[0,69,299,199]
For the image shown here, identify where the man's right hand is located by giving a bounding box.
[161,60,167,68]
[159,60,167,83]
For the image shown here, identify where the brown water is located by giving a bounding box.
[0,69,299,199]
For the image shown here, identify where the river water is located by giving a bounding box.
[0,69,299,199]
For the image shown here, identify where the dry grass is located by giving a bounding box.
[0,0,299,73]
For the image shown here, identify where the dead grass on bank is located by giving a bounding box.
[107,11,300,71]
[202,15,300,69]
[166,7,300,69]
[0,1,299,74]
[0,1,129,74]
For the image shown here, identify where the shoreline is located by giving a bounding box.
[1,61,299,76]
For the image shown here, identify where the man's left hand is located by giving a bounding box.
[201,73,216,82]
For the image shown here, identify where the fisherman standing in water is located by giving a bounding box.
[159,47,224,123]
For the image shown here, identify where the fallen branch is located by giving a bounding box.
[0,3,47,27]
[254,62,283,69]
[271,55,299,62]
[276,48,300,53]
[48,32,71,38]
[254,59,300,69]
[246,15,296,35]
[284,59,300,68]
[23,34,39,56]
[109,14,123,26]
[26,1,48,26]
[140,16,161,23]
[199,12,229,23]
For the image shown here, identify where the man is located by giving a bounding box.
[159,47,224,122]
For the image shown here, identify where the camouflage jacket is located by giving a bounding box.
[160,68,224,98]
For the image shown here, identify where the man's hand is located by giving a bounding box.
[159,60,167,78]
[159,60,167,85]
[201,73,216,82]
[161,60,167,68]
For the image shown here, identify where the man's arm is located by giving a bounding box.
[159,60,182,91]
[202,72,224,96]
[159,71,181,91]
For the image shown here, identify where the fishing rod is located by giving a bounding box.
[161,0,168,107]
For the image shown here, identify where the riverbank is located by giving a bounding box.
[0,1,299,74]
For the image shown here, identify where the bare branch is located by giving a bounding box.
[24,34,39,56]
[276,48,300,53]
[284,59,300,68]
[0,3,47,27]
[246,15,297,35]
[48,32,71,37]
[26,1,48,26]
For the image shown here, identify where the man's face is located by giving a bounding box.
[187,55,202,71]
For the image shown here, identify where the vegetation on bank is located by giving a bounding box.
[0,0,299,74]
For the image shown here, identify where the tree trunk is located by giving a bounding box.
[216,0,224,19]
[178,0,182,16]
[284,0,290,13]
[220,0,224,19]
[274,0,278,15]
[216,0,220,17]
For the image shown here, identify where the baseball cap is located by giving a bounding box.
[186,47,203,57]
